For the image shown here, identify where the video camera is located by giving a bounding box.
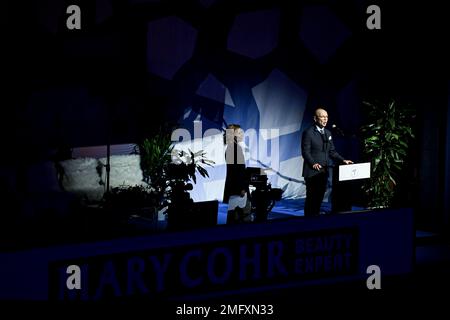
[246,167,283,221]
[247,168,282,200]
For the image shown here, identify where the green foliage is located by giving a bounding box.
[104,185,158,209]
[135,129,214,210]
[170,149,215,183]
[137,133,173,187]
[361,99,415,208]
[102,127,215,225]
[165,149,215,209]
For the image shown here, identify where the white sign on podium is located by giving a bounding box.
[338,162,371,181]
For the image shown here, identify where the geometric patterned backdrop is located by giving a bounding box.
[8,0,448,209]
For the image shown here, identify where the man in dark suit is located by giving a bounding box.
[301,108,353,216]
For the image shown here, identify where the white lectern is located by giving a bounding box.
[338,162,371,181]
[332,162,371,213]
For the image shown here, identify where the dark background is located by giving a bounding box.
[2,0,449,234]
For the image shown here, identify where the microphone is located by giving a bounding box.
[332,124,345,137]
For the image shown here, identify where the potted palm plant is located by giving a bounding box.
[360,99,415,208]
[165,149,215,229]
[136,128,214,227]
[136,131,174,212]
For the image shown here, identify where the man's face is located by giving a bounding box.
[314,109,328,128]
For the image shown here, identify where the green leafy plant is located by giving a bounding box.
[102,127,215,228]
[360,99,415,208]
[103,185,158,209]
[102,184,159,221]
[165,149,214,229]
[136,128,214,213]
[169,149,215,184]
[137,133,173,187]
[166,149,214,201]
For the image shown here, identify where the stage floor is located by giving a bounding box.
[218,198,317,224]
[217,198,365,224]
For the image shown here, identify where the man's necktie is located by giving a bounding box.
[321,129,328,150]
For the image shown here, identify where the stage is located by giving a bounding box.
[217,198,364,224]
[0,207,414,301]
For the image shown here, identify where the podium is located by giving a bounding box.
[331,162,371,213]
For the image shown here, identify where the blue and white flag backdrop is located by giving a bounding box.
[21,4,361,205]
[174,68,308,202]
